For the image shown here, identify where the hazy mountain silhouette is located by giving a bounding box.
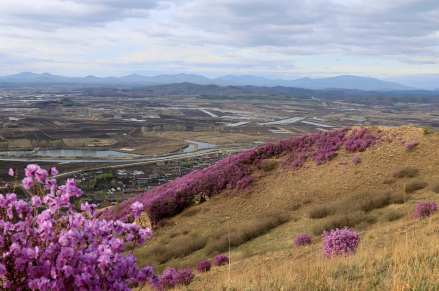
[0,72,420,91]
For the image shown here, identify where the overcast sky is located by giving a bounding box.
[0,0,438,88]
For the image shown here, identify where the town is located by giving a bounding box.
[59,151,234,208]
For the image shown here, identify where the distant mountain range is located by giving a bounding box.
[0,72,422,91]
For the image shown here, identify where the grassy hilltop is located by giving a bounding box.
[116,125,439,290]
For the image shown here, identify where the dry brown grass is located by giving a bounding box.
[171,215,439,291]
[180,207,201,217]
[137,233,208,265]
[204,210,290,255]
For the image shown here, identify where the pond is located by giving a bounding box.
[183,140,217,152]
[1,149,139,158]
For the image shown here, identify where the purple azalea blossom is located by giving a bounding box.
[50,167,59,176]
[31,196,42,208]
[130,202,143,218]
[22,177,33,190]
[0,164,158,290]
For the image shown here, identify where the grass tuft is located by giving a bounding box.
[393,167,419,179]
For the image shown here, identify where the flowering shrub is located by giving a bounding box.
[0,164,160,290]
[322,227,361,258]
[99,127,376,224]
[353,156,360,165]
[154,268,194,290]
[294,233,312,247]
[406,141,418,149]
[214,254,229,266]
[413,201,438,219]
[197,260,211,272]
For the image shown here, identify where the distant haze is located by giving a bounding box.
[0,72,423,91]
[0,1,437,88]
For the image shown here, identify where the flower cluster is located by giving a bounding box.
[197,260,211,273]
[413,201,438,219]
[353,156,361,165]
[0,164,160,290]
[294,233,312,247]
[405,141,418,149]
[322,227,361,258]
[213,254,229,267]
[153,268,194,290]
[99,127,376,224]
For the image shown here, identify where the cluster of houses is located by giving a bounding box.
[71,152,233,207]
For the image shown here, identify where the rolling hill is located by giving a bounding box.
[97,125,439,290]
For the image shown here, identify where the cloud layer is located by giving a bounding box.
[0,0,438,85]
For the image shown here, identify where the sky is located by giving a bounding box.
[0,0,438,88]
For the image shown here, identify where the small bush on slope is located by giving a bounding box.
[312,210,367,235]
[260,159,279,172]
[393,167,419,178]
[413,201,438,219]
[99,127,376,224]
[430,182,439,193]
[322,227,361,258]
[405,180,427,193]
[309,190,404,220]
[197,260,212,273]
[214,254,229,266]
[295,234,313,247]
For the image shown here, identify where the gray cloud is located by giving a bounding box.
[0,0,161,30]
[160,0,439,63]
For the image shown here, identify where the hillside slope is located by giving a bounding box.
[118,125,439,290]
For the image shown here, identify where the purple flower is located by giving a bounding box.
[130,201,143,218]
[8,168,14,176]
[35,168,48,183]
[15,200,29,214]
[0,263,6,277]
[80,202,97,217]
[156,268,194,289]
[31,196,42,208]
[353,156,360,165]
[213,254,229,267]
[0,163,157,290]
[45,179,57,191]
[405,141,418,149]
[50,167,58,176]
[137,266,154,283]
[294,233,312,247]
[25,164,40,178]
[322,227,360,258]
[197,260,211,272]
[22,177,33,189]
[413,201,438,219]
